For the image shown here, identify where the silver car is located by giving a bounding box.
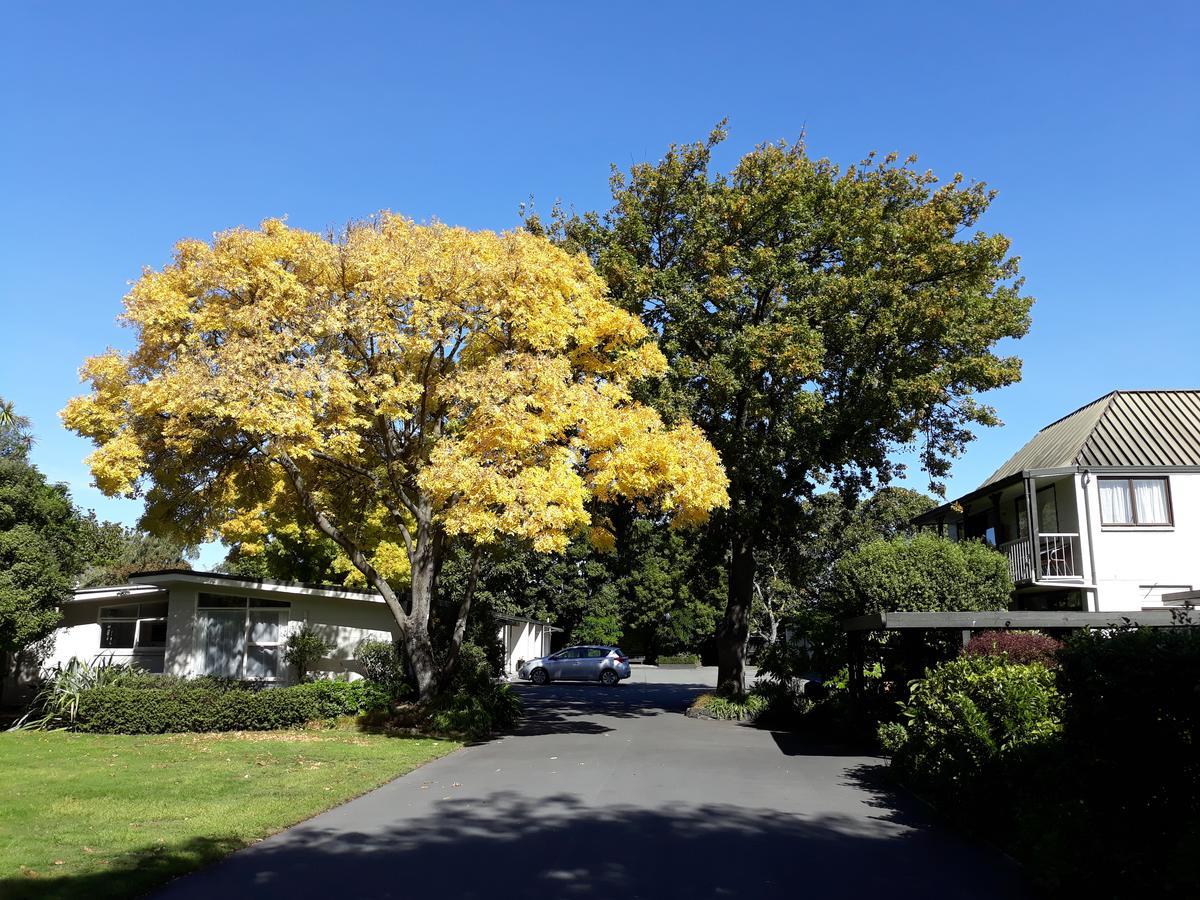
[519,645,631,686]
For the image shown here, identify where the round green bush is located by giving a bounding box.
[881,655,1062,797]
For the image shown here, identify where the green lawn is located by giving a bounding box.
[0,728,459,899]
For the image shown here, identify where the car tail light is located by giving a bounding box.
[616,655,628,664]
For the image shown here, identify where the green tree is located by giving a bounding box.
[832,532,1012,617]
[77,522,197,587]
[535,127,1031,691]
[0,401,90,658]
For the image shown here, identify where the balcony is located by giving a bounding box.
[999,533,1081,584]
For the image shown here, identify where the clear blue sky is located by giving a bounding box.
[2,1,1197,567]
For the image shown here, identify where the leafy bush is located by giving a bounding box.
[880,655,1062,799]
[423,642,522,739]
[690,692,768,721]
[425,684,522,738]
[963,630,1063,667]
[355,638,411,699]
[833,533,1012,617]
[73,678,388,734]
[657,654,699,666]
[283,623,332,681]
[13,657,142,730]
[1053,627,1200,894]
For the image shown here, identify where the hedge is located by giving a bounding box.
[75,679,390,734]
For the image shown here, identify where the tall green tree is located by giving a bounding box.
[77,522,198,587]
[0,400,90,658]
[536,126,1032,691]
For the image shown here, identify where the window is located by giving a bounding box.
[1099,477,1172,526]
[585,648,609,658]
[98,602,169,650]
[197,594,289,679]
[1013,499,1029,540]
[1037,485,1059,532]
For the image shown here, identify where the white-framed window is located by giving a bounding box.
[99,602,169,650]
[197,594,290,680]
[1098,477,1172,526]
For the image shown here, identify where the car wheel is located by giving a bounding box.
[530,667,549,685]
[600,669,619,687]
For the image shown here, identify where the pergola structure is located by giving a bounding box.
[841,608,1199,701]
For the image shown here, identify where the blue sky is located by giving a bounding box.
[2,1,1197,567]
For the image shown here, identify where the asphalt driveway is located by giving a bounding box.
[155,667,1028,899]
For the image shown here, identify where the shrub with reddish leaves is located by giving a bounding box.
[963,630,1063,668]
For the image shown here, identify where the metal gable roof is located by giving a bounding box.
[980,390,1200,489]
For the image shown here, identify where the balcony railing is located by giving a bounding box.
[999,533,1081,583]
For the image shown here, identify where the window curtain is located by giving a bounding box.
[201,610,245,677]
[1099,480,1132,524]
[1133,479,1169,524]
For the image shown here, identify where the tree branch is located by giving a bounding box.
[274,449,411,632]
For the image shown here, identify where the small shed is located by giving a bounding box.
[496,615,560,676]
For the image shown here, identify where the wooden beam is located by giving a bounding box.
[841,609,1200,632]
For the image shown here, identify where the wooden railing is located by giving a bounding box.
[1000,533,1081,582]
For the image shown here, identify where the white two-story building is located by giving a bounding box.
[915,390,1200,612]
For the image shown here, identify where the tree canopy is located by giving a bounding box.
[63,215,728,696]
[534,126,1032,691]
[0,401,91,656]
[832,532,1013,617]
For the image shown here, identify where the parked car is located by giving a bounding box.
[519,646,631,686]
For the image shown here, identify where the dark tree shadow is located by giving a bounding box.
[3,790,1031,900]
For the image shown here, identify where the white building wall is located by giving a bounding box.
[499,622,551,675]
[1084,471,1200,611]
[41,583,399,683]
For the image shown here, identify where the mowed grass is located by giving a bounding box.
[0,728,459,899]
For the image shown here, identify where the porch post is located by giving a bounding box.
[1025,475,1041,582]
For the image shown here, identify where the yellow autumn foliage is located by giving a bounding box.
[63,214,728,574]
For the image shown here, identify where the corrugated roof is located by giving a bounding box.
[980,390,1200,488]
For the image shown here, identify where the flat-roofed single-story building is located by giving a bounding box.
[18,569,558,690]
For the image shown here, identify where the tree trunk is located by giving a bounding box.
[717,540,755,695]
[406,511,440,700]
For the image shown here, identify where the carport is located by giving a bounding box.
[841,608,1199,701]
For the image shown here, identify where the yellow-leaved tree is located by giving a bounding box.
[63,215,728,697]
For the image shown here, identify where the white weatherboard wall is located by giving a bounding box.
[501,622,551,674]
[1085,471,1200,611]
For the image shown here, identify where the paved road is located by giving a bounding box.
[156,667,1028,899]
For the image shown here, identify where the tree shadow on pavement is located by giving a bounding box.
[510,681,710,737]
[125,790,1030,900]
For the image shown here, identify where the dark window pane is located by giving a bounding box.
[138,619,167,647]
[138,602,169,618]
[198,594,248,609]
[100,621,136,649]
[248,599,290,609]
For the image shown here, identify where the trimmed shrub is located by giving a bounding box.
[963,630,1063,668]
[880,655,1062,799]
[657,654,699,666]
[74,679,388,734]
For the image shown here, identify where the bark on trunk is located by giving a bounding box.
[716,541,755,695]
[406,503,440,700]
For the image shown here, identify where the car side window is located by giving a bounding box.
[558,648,583,659]
[587,648,608,658]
